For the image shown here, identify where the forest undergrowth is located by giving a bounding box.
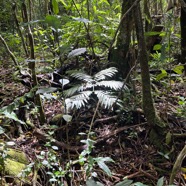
[0,56,186,186]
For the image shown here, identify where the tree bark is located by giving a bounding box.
[134,3,165,129]
[181,0,186,75]
[109,0,135,78]
[22,2,46,125]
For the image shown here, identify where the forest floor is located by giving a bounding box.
[0,60,186,186]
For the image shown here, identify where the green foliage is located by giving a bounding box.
[156,69,167,81]
[79,138,114,178]
[0,90,35,127]
[45,15,61,30]
[35,147,67,185]
[52,0,59,15]
[177,96,186,117]
[64,67,126,110]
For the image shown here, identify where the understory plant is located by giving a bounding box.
[64,67,127,111]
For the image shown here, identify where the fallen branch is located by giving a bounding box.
[33,128,86,152]
[96,122,147,145]
[33,122,147,152]
[93,115,117,126]
[169,144,186,184]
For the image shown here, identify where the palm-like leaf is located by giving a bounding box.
[64,67,123,110]
[95,90,120,109]
[70,72,92,82]
[96,81,125,90]
[64,84,84,97]
[65,91,92,110]
[94,67,118,81]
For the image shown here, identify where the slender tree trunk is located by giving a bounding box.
[22,2,46,125]
[144,0,152,32]
[12,3,29,57]
[181,0,186,75]
[134,3,166,150]
[44,0,49,15]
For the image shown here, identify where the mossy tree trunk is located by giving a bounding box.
[134,3,166,148]
[180,0,186,75]
[109,0,135,78]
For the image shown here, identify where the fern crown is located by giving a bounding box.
[64,67,126,110]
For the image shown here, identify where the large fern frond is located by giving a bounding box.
[69,71,92,82]
[65,91,92,110]
[64,84,84,97]
[95,90,120,109]
[96,80,125,90]
[94,67,118,81]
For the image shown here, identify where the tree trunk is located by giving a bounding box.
[134,2,166,149]
[144,0,152,32]
[181,0,186,75]
[22,2,46,125]
[109,0,135,78]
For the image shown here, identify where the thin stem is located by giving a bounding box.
[71,0,96,60]
[88,101,100,138]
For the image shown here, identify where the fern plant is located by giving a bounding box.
[64,67,127,110]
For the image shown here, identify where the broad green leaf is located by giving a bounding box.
[52,146,59,150]
[59,79,70,86]
[81,138,95,146]
[0,126,5,134]
[63,114,72,122]
[93,5,97,13]
[36,87,57,94]
[68,48,86,58]
[45,15,61,30]
[173,65,184,75]
[98,0,110,6]
[49,178,58,182]
[153,44,161,51]
[156,69,167,81]
[6,104,15,113]
[97,161,112,176]
[174,33,181,38]
[52,0,59,14]
[115,179,133,186]
[6,141,16,146]
[2,110,25,124]
[157,177,164,186]
[42,160,49,165]
[159,32,166,37]
[19,96,25,104]
[145,31,161,36]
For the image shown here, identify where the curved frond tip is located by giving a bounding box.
[94,67,118,81]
